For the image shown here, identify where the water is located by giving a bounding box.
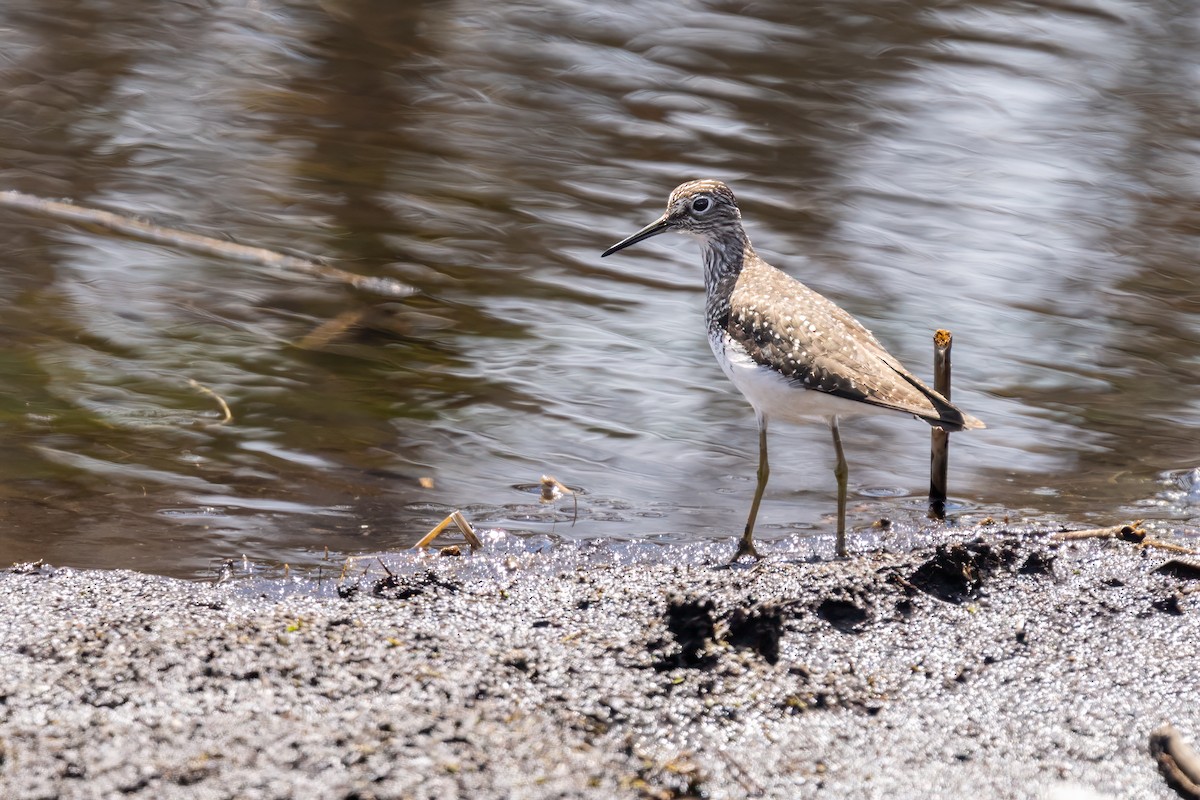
[1,0,1198,579]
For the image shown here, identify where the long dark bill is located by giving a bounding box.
[601,216,670,257]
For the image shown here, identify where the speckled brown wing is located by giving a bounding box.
[722,258,974,431]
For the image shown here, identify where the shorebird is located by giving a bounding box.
[602,180,984,560]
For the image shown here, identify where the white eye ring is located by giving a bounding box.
[691,196,712,213]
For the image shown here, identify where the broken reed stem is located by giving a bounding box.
[413,515,455,549]
[0,190,416,299]
[929,329,952,518]
[451,511,483,549]
[413,510,481,550]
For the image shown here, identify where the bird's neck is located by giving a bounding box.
[700,227,753,319]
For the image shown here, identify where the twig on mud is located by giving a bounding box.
[414,510,481,550]
[1051,522,1145,542]
[1050,522,1198,555]
[1143,539,1200,556]
[1150,724,1200,800]
[0,189,416,299]
[187,378,233,425]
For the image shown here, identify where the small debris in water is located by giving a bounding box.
[539,475,579,526]
[186,378,233,426]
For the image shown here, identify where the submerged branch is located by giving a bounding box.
[0,190,416,299]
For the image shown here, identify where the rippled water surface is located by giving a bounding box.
[2,0,1199,578]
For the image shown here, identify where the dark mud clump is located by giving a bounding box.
[816,596,870,633]
[1018,549,1057,576]
[726,602,785,664]
[907,541,1017,603]
[653,596,787,667]
[654,595,719,669]
[371,569,461,601]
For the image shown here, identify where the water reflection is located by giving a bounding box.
[0,0,1197,578]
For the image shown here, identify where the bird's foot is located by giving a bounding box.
[729,538,761,563]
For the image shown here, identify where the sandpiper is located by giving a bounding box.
[602,180,984,559]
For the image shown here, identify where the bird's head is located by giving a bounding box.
[602,180,741,257]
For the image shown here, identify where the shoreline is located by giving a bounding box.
[2,530,1197,799]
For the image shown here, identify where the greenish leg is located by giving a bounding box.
[733,413,767,561]
[831,416,848,557]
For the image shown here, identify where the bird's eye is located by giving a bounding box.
[691,197,711,213]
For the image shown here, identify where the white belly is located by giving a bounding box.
[709,329,896,425]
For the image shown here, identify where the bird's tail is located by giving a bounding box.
[899,371,985,433]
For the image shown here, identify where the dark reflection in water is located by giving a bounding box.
[0,0,1197,578]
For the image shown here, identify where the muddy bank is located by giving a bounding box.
[1,530,1198,799]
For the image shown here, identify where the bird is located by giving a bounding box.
[601,180,984,560]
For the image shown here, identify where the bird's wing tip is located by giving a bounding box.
[962,414,986,430]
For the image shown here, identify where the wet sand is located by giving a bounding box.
[2,530,1197,799]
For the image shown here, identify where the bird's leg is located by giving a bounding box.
[830,416,848,557]
[733,412,768,561]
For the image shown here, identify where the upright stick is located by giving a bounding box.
[929,329,952,518]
